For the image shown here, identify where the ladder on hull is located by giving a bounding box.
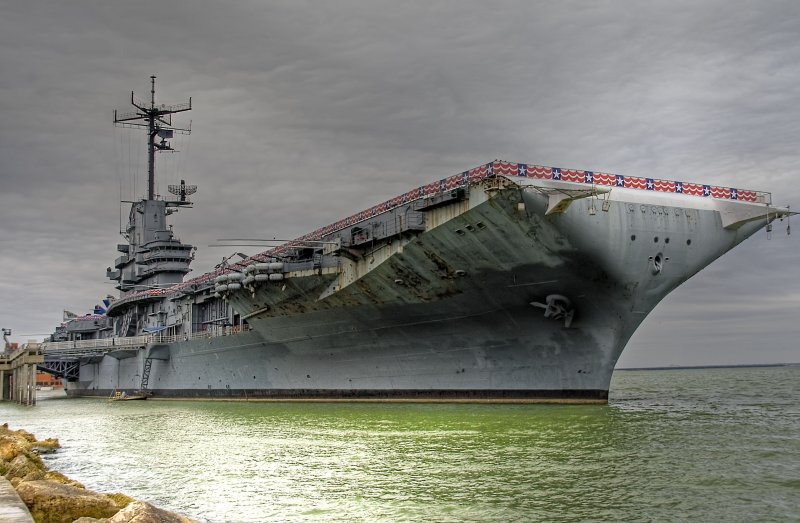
[140,358,153,390]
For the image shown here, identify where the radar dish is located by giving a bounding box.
[168,181,198,202]
[168,184,198,196]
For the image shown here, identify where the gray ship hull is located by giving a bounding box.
[62,174,772,402]
[67,328,609,402]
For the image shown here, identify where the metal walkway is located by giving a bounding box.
[41,334,151,359]
[40,326,252,359]
[35,327,254,382]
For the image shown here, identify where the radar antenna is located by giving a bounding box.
[114,76,192,200]
[168,179,198,203]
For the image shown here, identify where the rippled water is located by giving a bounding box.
[2,366,799,522]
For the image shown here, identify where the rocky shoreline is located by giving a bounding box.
[0,423,197,523]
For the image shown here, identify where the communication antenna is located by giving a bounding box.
[215,252,249,269]
[2,328,11,348]
[114,76,192,200]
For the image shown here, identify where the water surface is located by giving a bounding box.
[3,366,798,522]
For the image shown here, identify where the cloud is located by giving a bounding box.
[1,1,798,366]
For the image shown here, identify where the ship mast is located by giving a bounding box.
[108,77,197,295]
[114,75,192,200]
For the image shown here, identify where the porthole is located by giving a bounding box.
[654,236,659,243]
[687,239,692,245]
[665,238,670,244]
[631,234,636,241]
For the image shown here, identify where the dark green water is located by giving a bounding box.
[2,366,799,522]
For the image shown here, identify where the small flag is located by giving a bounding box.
[63,310,78,321]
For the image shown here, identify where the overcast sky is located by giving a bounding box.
[0,1,797,367]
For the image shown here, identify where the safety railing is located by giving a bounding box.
[42,335,151,354]
[148,324,252,345]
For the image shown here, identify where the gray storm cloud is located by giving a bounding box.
[0,0,797,366]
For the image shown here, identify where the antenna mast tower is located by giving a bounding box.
[114,76,192,200]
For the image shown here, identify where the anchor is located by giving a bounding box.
[530,294,575,328]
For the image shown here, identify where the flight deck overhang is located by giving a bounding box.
[713,199,794,229]
[511,178,612,215]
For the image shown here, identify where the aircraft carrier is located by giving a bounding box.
[39,79,793,402]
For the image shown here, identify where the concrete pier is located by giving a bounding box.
[0,477,34,522]
[0,343,43,405]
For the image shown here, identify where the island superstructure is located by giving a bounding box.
[39,79,793,402]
